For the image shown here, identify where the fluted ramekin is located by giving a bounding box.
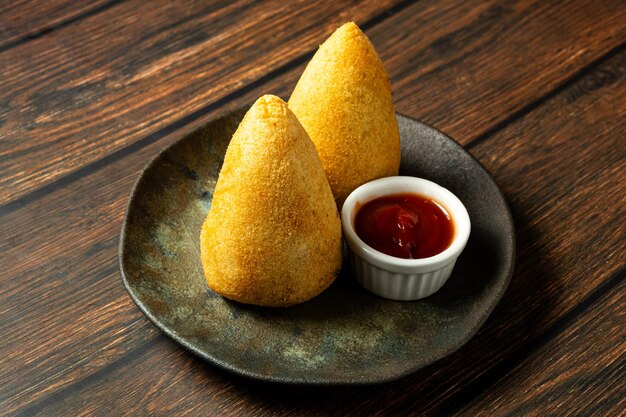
[341,176,470,300]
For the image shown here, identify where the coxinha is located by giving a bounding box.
[201,23,400,307]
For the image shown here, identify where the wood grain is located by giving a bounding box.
[0,0,402,204]
[456,277,626,417]
[2,0,626,415]
[381,0,626,142]
[2,26,625,417]
[2,0,625,204]
[21,278,626,416]
[0,0,116,50]
[0,70,299,415]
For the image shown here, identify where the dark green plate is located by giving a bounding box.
[119,109,515,384]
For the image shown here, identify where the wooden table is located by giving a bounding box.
[2,1,625,415]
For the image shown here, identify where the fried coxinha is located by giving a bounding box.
[201,23,397,307]
[200,95,342,307]
[289,22,400,207]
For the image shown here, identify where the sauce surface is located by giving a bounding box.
[354,193,454,259]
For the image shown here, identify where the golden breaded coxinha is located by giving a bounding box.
[200,95,342,307]
[289,22,400,207]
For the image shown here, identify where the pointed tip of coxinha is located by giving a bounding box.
[325,21,368,45]
[247,94,289,120]
[200,94,342,307]
[307,21,386,78]
[332,21,370,46]
[289,22,400,207]
[335,21,363,36]
[328,21,384,67]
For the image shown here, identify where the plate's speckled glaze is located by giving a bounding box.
[119,109,515,385]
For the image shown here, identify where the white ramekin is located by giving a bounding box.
[341,176,471,301]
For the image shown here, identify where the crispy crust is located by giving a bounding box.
[289,22,401,207]
[200,95,342,307]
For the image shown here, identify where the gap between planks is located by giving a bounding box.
[0,0,419,217]
[15,267,625,416]
[9,42,626,413]
[1,30,624,217]
[0,0,126,54]
[464,41,626,150]
[435,267,626,416]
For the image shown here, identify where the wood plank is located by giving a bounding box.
[371,45,626,416]
[0,70,299,416]
[455,277,626,417]
[2,28,625,417]
[21,278,626,416]
[381,0,626,141]
[0,0,402,203]
[0,0,115,50]
[2,0,625,204]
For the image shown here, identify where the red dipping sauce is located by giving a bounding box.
[354,193,454,259]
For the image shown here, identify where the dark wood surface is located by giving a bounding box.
[1,0,624,415]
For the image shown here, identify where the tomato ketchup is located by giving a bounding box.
[354,193,454,259]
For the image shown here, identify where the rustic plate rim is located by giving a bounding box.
[118,109,515,385]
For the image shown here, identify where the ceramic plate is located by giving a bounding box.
[119,109,515,384]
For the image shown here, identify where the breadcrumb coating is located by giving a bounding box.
[289,22,401,207]
[200,95,342,307]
